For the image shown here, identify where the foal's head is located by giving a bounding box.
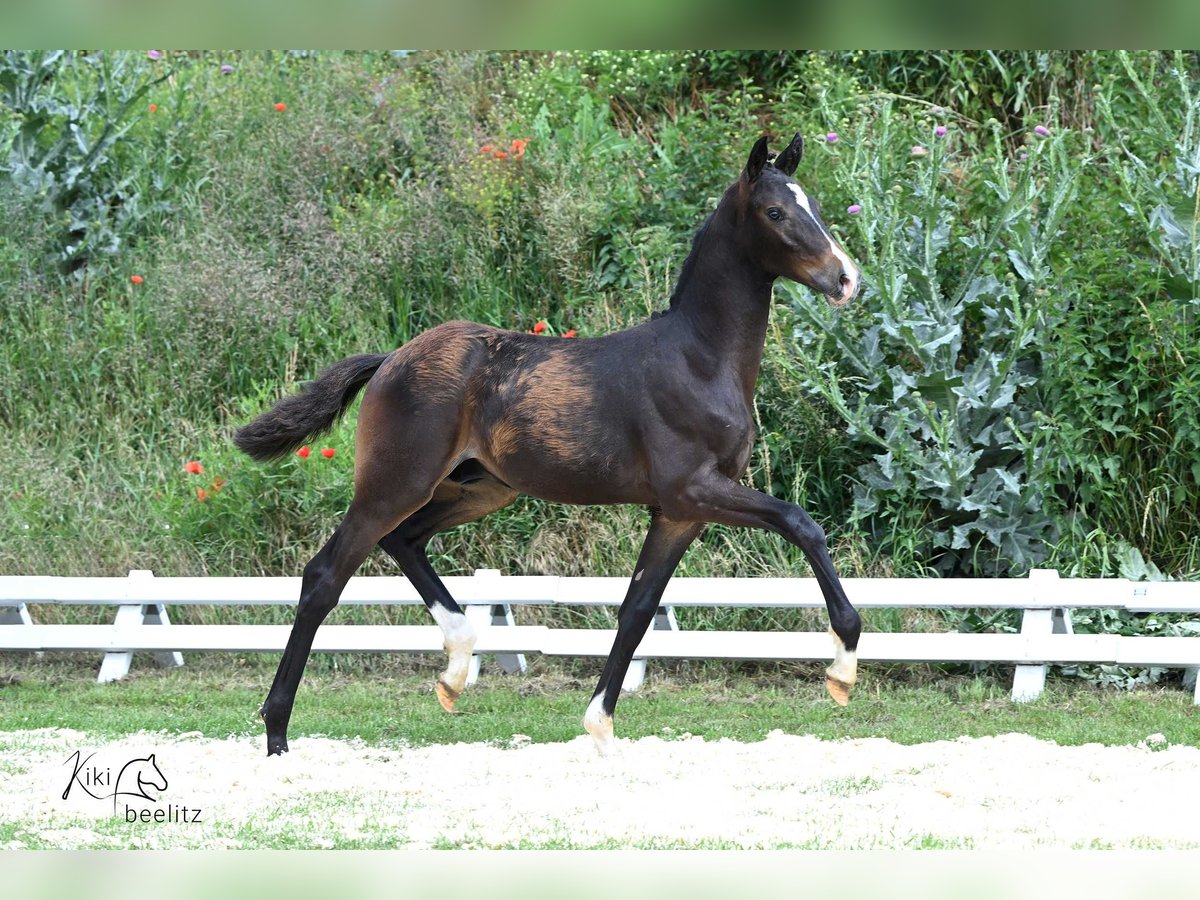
[736,133,860,306]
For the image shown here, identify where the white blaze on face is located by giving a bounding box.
[785,183,859,297]
[429,603,476,691]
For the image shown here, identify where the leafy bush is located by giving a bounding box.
[1046,51,1200,576]
[151,388,360,575]
[0,50,200,271]
[837,51,1092,132]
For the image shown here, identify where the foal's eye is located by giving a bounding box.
[766,207,783,221]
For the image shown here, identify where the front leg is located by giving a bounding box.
[584,513,703,756]
[663,470,862,704]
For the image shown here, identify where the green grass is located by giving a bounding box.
[2,655,1196,749]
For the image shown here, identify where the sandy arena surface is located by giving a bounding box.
[3,727,1199,849]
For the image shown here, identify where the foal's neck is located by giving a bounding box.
[667,196,775,393]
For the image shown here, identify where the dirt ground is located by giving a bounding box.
[3,727,1198,849]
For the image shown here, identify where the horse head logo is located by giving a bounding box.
[112,753,168,814]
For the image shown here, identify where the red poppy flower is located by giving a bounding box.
[274,102,287,112]
[195,487,209,502]
[532,321,547,334]
[513,146,525,160]
[148,104,157,113]
[183,460,204,475]
[321,448,335,459]
[563,329,577,338]
[210,476,227,492]
[296,446,311,459]
[130,275,144,285]
[480,144,494,154]
[511,138,528,151]
[493,150,508,159]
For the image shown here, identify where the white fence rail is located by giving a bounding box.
[2,568,1198,703]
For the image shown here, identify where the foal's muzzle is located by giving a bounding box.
[829,268,859,307]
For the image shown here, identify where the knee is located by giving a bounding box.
[785,511,826,551]
[378,527,424,567]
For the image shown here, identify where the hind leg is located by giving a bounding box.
[260,497,421,755]
[261,380,471,755]
[378,461,518,711]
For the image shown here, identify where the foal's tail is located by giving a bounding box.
[233,353,390,461]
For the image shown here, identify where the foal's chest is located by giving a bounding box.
[676,382,757,476]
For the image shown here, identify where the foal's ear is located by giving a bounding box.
[744,135,770,183]
[774,133,804,176]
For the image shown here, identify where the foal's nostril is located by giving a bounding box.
[831,269,859,307]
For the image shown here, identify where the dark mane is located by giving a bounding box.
[649,211,715,321]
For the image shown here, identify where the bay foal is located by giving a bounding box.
[235,133,863,756]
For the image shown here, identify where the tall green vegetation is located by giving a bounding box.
[789,104,1079,576]
[1048,53,1200,578]
[1,50,1197,597]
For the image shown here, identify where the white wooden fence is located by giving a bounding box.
[2,568,1198,703]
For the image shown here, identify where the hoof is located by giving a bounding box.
[591,737,616,758]
[435,679,461,713]
[262,705,289,755]
[583,702,615,757]
[585,723,616,758]
[826,675,852,707]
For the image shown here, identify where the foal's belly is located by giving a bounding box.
[471,427,657,507]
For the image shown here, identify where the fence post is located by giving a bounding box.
[465,569,526,686]
[0,603,34,627]
[0,602,42,659]
[1011,568,1062,702]
[96,570,184,684]
[1183,667,1199,705]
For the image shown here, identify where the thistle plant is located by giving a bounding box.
[0,50,176,272]
[787,101,1081,575]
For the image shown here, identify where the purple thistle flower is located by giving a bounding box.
[911,145,928,156]
[1019,152,1028,161]
[847,204,862,215]
[825,132,839,144]
[147,50,161,60]
[1034,125,1050,136]
[935,125,947,137]
[220,64,234,74]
